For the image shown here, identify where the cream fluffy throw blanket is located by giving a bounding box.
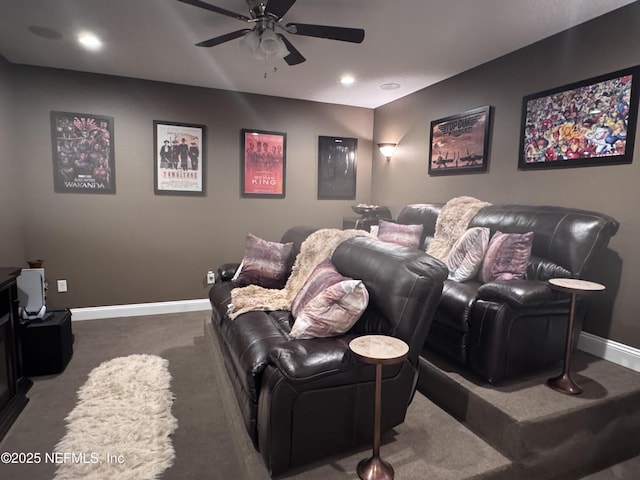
[426,196,491,261]
[228,228,369,319]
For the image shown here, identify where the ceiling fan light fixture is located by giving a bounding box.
[239,27,289,61]
[239,30,260,52]
[259,28,289,59]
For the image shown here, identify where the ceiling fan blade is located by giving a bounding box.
[287,23,364,43]
[278,35,305,65]
[265,0,297,19]
[177,0,251,22]
[196,29,251,47]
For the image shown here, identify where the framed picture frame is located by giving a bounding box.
[518,66,640,170]
[240,129,286,198]
[428,105,491,176]
[50,111,115,193]
[153,120,206,195]
[317,136,357,200]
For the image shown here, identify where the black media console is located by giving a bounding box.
[0,267,32,441]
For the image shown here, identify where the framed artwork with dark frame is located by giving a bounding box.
[50,111,115,193]
[518,66,640,170]
[153,120,206,196]
[317,136,357,200]
[428,105,491,176]
[240,129,286,198]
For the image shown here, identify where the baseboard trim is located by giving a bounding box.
[70,300,640,373]
[70,299,211,321]
[578,331,640,373]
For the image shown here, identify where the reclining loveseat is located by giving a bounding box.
[208,225,447,475]
[396,202,619,384]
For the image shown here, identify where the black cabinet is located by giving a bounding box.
[0,267,31,441]
[21,310,73,376]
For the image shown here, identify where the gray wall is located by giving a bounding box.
[8,66,373,307]
[372,3,640,348]
[0,56,25,266]
[3,3,639,350]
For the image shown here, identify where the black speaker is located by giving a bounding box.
[20,310,73,376]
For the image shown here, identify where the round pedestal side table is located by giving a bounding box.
[349,335,409,480]
[547,278,605,395]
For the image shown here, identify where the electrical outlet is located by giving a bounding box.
[57,279,68,293]
[206,271,216,285]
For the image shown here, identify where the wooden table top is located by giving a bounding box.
[548,278,605,293]
[349,335,409,365]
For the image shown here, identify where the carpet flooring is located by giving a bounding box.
[0,311,638,479]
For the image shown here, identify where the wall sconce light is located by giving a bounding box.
[377,143,397,161]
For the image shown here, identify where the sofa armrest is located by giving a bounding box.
[268,337,406,393]
[268,336,405,389]
[268,337,356,381]
[477,280,555,308]
[218,262,241,282]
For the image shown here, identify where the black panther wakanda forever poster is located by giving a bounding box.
[50,111,115,193]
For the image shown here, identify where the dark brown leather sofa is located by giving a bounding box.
[396,203,620,384]
[208,226,447,475]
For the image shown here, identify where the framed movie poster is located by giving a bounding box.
[153,121,206,195]
[317,136,357,199]
[429,105,491,176]
[240,129,286,198]
[519,66,640,170]
[50,111,115,193]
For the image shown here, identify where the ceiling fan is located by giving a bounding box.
[177,0,365,65]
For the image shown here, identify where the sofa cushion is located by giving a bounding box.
[233,233,294,289]
[290,279,368,338]
[446,227,490,282]
[377,219,423,248]
[480,231,534,283]
[291,258,347,317]
[291,258,369,338]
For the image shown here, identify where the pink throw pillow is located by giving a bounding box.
[377,220,423,248]
[290,279,369,339]
[290,258,369,339]
[480,231,534,283]
[291,258,346,317]
[233,233,293,289]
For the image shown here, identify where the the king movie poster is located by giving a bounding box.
[51,111,115,193]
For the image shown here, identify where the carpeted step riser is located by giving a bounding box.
[418,350,640,480]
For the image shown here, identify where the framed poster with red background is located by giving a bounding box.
[241,129,286,198]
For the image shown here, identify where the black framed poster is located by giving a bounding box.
[50,111,115,193]
[317,136,357,199]
[154,120,206,196]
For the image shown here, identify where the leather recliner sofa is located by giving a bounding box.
[396,203,619,384]
[208,226,448,475]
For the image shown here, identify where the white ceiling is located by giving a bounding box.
[0,0,636,109]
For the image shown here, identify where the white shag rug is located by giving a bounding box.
[53,354,178,480]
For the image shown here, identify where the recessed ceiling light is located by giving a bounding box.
[27,25,62,40]
[379,82,401,90]
[77,32,103,51]
[340,75,355,86]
